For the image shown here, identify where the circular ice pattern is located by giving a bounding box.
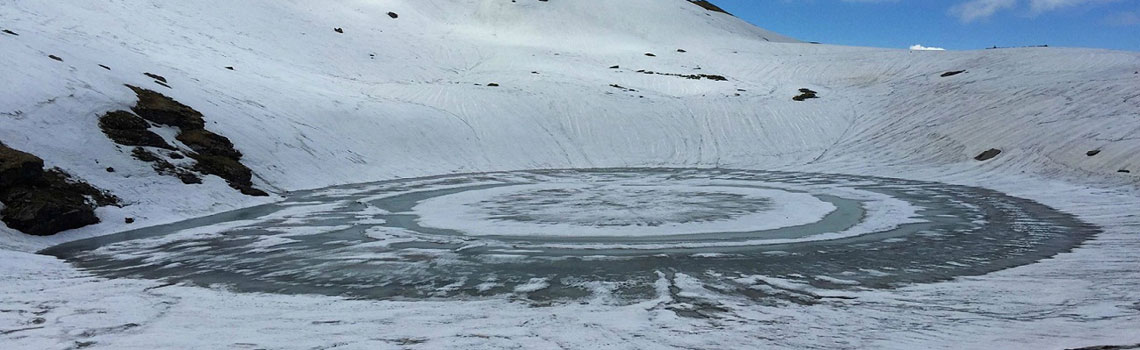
[413,183,836,238]
[44,169,1098,303]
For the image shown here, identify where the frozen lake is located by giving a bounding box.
[43,169,1097,304]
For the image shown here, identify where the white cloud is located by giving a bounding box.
[951,0,1018,22]
[910,44,947,51]
[1105,10,1140,26]
[951,0,1124,22]
[1028,0,1120,13]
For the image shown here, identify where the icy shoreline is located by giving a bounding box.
[3,164,1139,349]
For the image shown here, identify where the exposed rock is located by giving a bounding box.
[609,84,636,92]
[225,66,235,70]
[2,29,17,36]
[48,55,62,62]
[144,73,168,83]
[1067,344,1140,350]
[176,129,242,159]
[793,88,819,101]
[486,83,500,87]
[1121,169,1132,174]
[192,154,262,195]
[131,147,202,185]
[124,87,266,196]
[1,185,99,236]
[687,0,732,15]
[638,71,729,81]
[0,142,44,188]
[698,74,727,81]
[609,65,619,69]
[941,70,966,77]
[644,53,656,57]
[125,217,135,224]
[677,49,687,53]
[387,12,399,19]
[975,148,1002,161]
[1,142,119,236]
[100,110,152,131]
[1087,149,1101,156]
[105,167,115,173]
[127,85,206,129]
[99,110,175,149]
[334,27,344,33]
[98,64,111,70]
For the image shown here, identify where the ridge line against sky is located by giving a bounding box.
[709,0,1139,51]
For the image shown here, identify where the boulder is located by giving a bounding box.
[0,186,99,236]
[0,142,44,188]
[793,88,819,101]
[99,111,175,149]
[127,85,206,129]
[975,149,1002,161]
[176,129,242,159]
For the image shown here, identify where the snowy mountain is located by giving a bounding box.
[2,0,1139,349]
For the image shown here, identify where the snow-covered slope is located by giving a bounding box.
[2,0,1135,248]
[1,0,1139,348]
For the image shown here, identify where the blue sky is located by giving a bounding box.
[710,0,1140,51]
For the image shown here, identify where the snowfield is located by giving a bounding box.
[1,0,1139,349]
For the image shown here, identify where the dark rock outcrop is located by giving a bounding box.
[131,147,202,185]
[941,70,966,77]
[1066,343,1140,350]
[1087,149,1101,156]
[123,86,267,196]
[144,73,168,83]
[1,142,118,236]
[99,111,174,149]
[0,144,43,189]
[176,129,243,159]
[128,86,206,129]
[975,148,1002,161]
[793,88,819,101]
[688,0,732,15]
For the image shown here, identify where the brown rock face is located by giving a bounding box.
[688,1,732,15]
[0,142,44,188]
[1,185,100,236]
[177,129,243,159]
[99,111,175,149]
[121,86,267,196]
[975,149,1002,161]
[127,85,206,129]
[1,142,117,236]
